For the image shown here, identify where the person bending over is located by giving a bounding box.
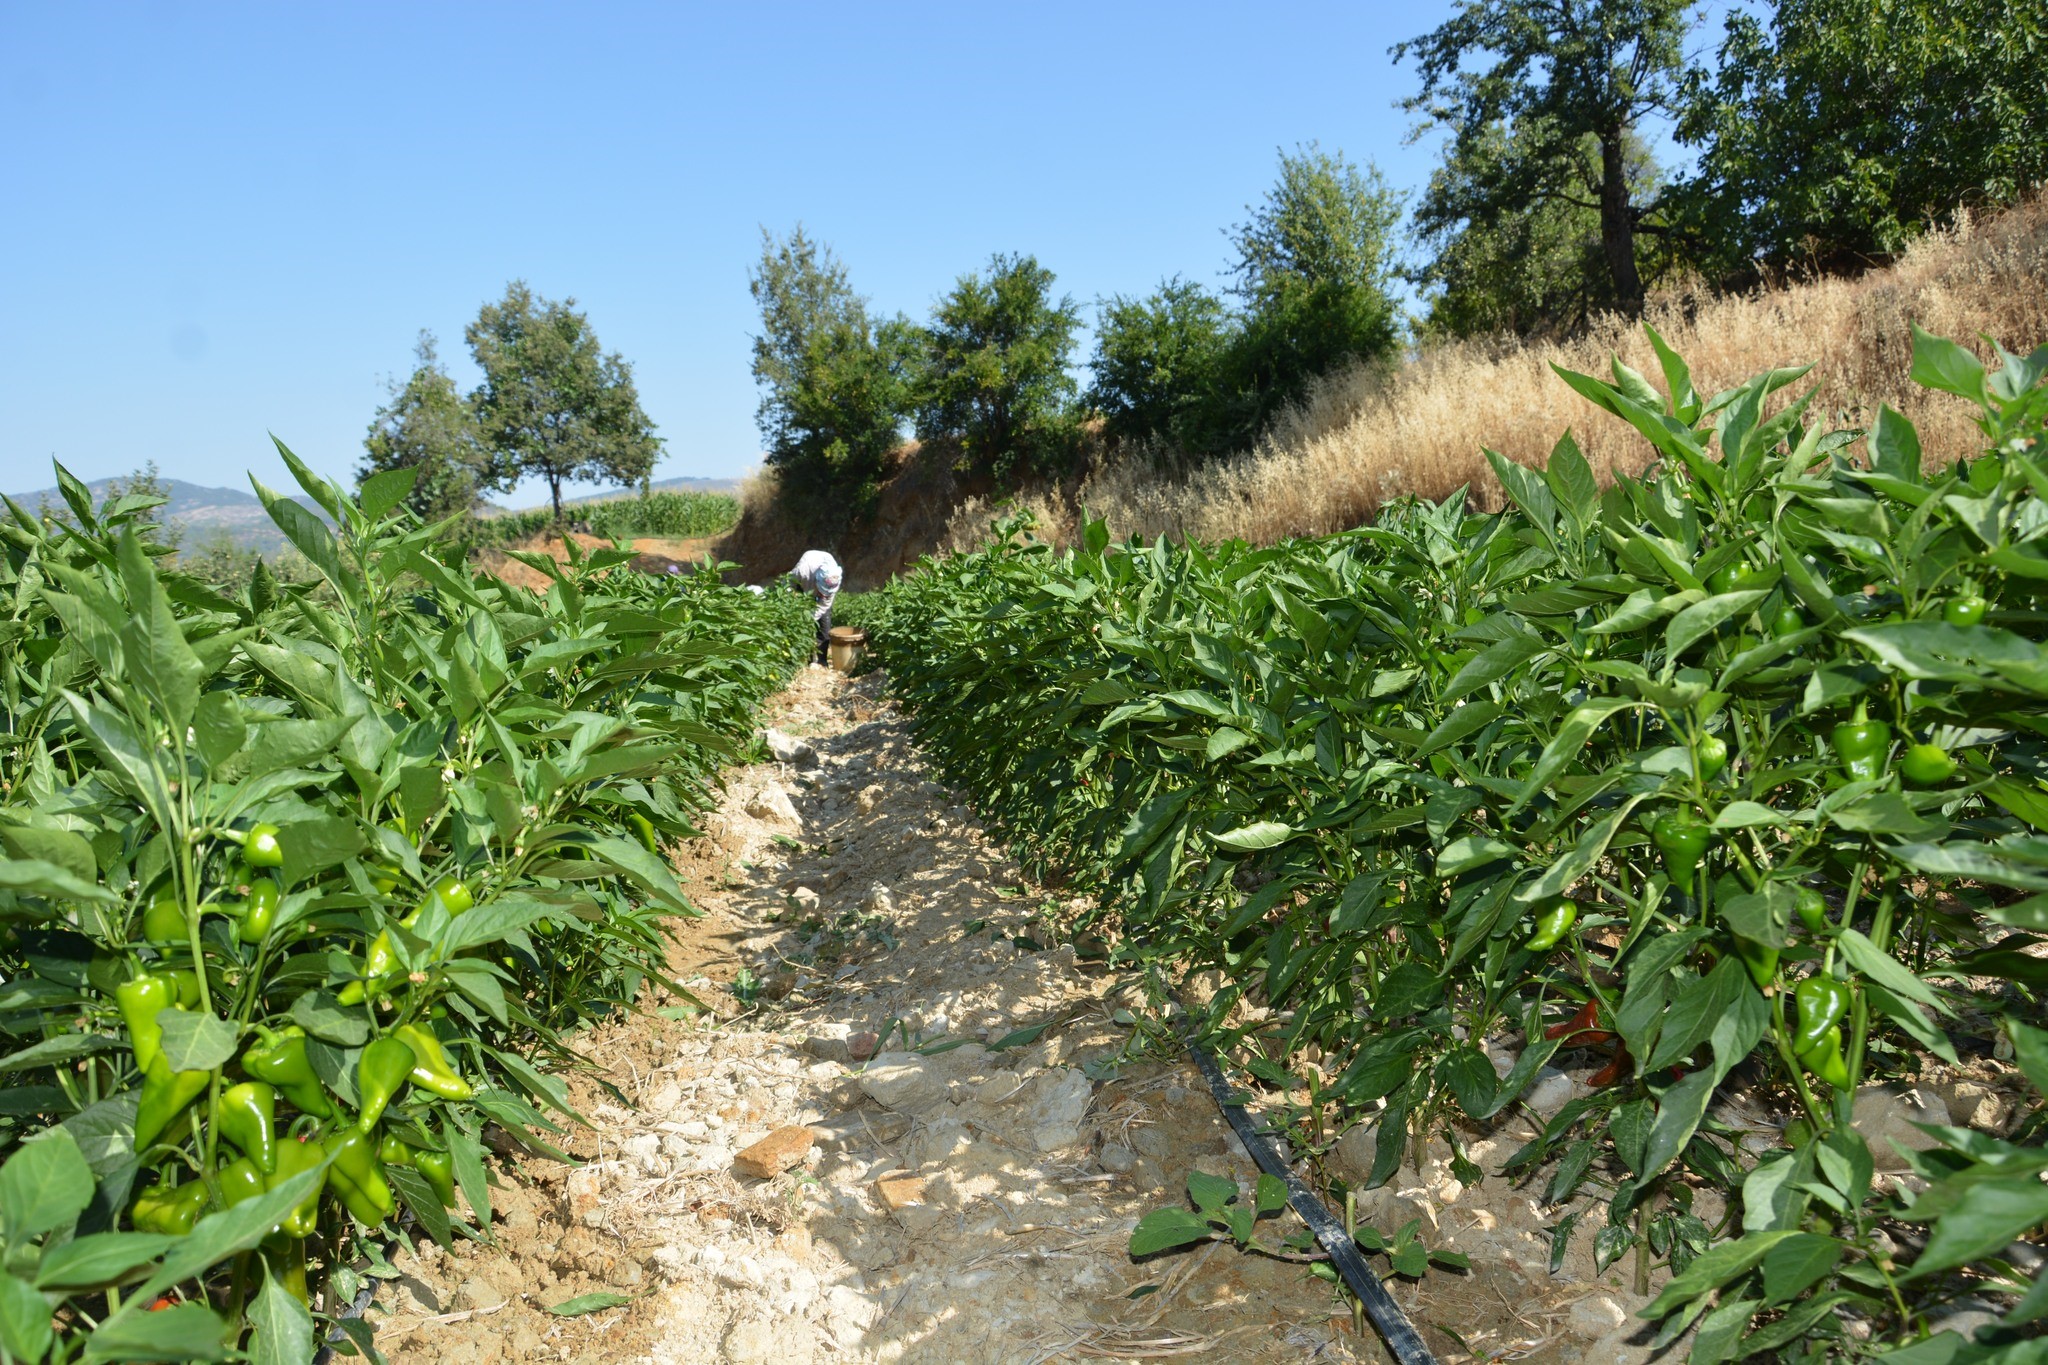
[790,550,843,665]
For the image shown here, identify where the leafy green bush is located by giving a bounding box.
[861,324,2048,1356]
[0,454,809,1359]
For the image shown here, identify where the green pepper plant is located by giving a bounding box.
[0,453,812,1360]
[861,323,2048,1357]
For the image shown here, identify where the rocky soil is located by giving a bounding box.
[365,668,2022,1364]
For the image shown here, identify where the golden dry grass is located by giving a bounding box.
[951,196,2048,550]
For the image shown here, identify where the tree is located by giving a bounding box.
[914,253,1083,482]
[1677,0,2048,275]
[748,228,914,532]
[465,282,660,520]
[359,332,487,520]
[1393,0,1693,315]
[1221,144,1403,435]
[1087,277,1234,455]
[1410,122,1671,339]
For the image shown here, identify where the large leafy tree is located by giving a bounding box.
[1394,0,1693,316]
[1411,122,1671,339]
[1677,0,2048,274]
[465,282,660,520]
[1222,144,1403,437]
[914,253,1083,482]
[359,332,486,520]
[1087,277,1234,456]
[748,228,914,532]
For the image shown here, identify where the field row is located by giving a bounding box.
[0,457,811,1361]
[852,325,2048,1358]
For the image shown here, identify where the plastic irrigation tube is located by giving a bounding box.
[1183,1033,1440,1365]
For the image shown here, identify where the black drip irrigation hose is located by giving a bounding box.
[1183,1032,1440,1365]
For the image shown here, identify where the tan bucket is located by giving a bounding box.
[827,626,868,673]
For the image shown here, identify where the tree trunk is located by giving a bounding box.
[549,474,564,522]
[1598,131,1644,315]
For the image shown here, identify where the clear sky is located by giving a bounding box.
[3,1,1486,505]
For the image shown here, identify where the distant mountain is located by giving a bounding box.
[4,476,324,556]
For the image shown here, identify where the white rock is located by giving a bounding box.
[761,728,819,769]
[1569,1295,1629,1338]
[1020,1068,1094,1152]
[746,784,802,827]
[1852,1085,1950,1169]
[862,882,895,915]
[858,1053,946,1112]
[1525,1068,1578,1119]
[621,1132,664,1175]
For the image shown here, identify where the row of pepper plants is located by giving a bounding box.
[858,324,2048,1360]
[0,451,813,1362]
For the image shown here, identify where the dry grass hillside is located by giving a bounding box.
[727,196,2048,575]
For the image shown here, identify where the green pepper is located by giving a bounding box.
[357,1036,417,1131]
[134,1054,211,1150]
[243,823,285,868]
[1732,937,1779,989]
[1525,902,1577,952]
[421,875,474,918]
[1708,562,1769,595]
[338,875,472,1004]
[1796,887,1830,936]
[393,1023,474,1100]
[629,812,660,855]
[1694,734,1728,784]
[1900,743,1957,787]
[328,1130,395,1225]
[412,1147,458,1208]
[219,1081,276,1174]
[1793,976,1851,1055]
[1943,594,1988,628]
[1798,1024,1851,1089]
[165,969,202,1009]
[244,1026,333,1118]
[117,974,176,1073]
[262,1234,310,1305]
[142,887,187,946]
[131,1179,209,1235]
[1830,701,1892,783]
[1651,810,1712,883]
[271,1134,328,1237]
[239,877,281,945]
[370,866,401,895]
[218,1156,267,1209]
[1771,605,1806,639]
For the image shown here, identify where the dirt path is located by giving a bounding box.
[373,669,1657,1364]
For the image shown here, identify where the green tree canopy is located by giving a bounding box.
[1410,122,1672,339]
[748,228,914,533]
[1087,277,1233,456]
[466,282,661,520]
[358,331,486,520]
[1394,0,1693,316]
[914,253,1083,482]
[1221,144,1403,435]
[1677,0,2048,275]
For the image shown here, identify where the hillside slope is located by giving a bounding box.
[724,196,2048,579]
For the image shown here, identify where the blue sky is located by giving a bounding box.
[4,1,1539,505]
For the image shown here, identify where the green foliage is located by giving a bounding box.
[1220,145,1403,438]
[1410,123,1676,340]
[466,490,740,549]
[913,252,1084,483]
[865,323,2048,1354]
[748,228,916,534]
[1394,0,1694,315]
[1087,277,1235,456]
[1085,147,1403,461]
[172,528,320,597]
[360,331,489,521]
[1677,0,2048,275]
[467,281,662,520]
[0,456,811,1359]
